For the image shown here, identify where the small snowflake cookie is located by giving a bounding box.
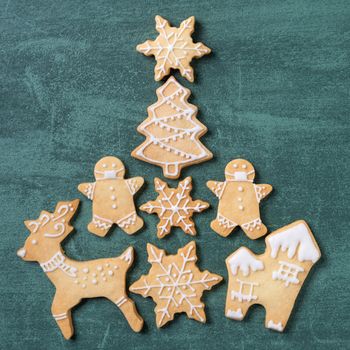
[207,159,273,239]
[132,76,212,179]
[225,220,321,332]
[130,241,222,327]
[137,15,211,82]
[78,156,144,237]
[16,200,144,339]
[140,177,209,238]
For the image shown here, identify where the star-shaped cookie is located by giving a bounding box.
[137,15,211,82]
[140,177,209,238]
[130,242,222,327]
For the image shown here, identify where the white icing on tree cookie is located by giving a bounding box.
[132,76,212,179]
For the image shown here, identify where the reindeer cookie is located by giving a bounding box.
[207,159,273,239]
[16,200,144,339]
[78,156,144,237]
[225,221,321,332]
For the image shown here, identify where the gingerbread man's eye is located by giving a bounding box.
[112,163,116,168]
[102,164,107,168]
[233,164,238,169]
[242,164,247,169]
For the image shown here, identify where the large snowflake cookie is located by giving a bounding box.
[137,15,211,82]
[132,76,212,179]
[130,241,222,327]
[16,200,144,339]
[225,220,321,332]
[140,177,209,238]
[78,156,144,237]
[207,159,273,239]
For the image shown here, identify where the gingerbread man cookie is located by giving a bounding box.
[137,15,211,82]
[78,156,144,237]
[140,177,209,238]
[132,76,212,179]
[225,221,321,332]
[207,159,273,239]
[130,241,222,327]
[16,200,144,339]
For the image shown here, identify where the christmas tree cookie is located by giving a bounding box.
[132,76,212,179]
[225,221,321,332]
[207,159,273,239]
[16,200,144,339]
[78,156,144,237]
[130,241,222,327]
[140,177,209,238]
[137,15,211,82]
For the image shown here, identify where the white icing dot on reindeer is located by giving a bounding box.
[78,156,144,237]
[16,200,144,339]
[225,221,321,332]
[207,159,273,240]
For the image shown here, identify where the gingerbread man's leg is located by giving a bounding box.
[107,295,143,332]
[116,212,143,235]
[51,292,80,339]
[241,219,267,240]
[88,214,113,237]
[211,214,237,237]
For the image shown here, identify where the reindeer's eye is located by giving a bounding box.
[102,163,107,168]
[32,239,38,245]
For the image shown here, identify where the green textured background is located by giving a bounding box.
[1,0,349,349]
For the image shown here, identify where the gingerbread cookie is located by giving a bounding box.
[140,177,209,238]
[130,241,222,327]
[16,200,144,339]
[207,159,273,239]
[137,15,211,82]
[225,220,321,332]
[132,76,212,179]
[78,156,144,237]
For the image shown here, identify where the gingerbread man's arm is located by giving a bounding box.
[78,182,96,200]
[126,177,144,195]
[206,181,226,199]
[254,184,273,202]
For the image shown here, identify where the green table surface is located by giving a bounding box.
[1,0,349,349]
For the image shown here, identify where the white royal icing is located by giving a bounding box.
[267,320,283,332]
[267,222,320,263]
[228,248,264,276]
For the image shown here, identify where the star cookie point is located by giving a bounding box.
[137,15,211,82]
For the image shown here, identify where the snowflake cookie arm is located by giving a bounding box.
[77,182,96,200]
[206,180,226,199]
[254,184,273,203]
[126,177,144,195]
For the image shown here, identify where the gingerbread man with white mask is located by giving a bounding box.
[78,156,144,237]
[207,159,273,239]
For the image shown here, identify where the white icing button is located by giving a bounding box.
[111,195,116,201]
[238,197,243,202]
[112,204,117,209]
[105,263,110,267]
[32,239,38,245]
[92,279,97,285]
[97,266,103,271]
[92,273,97,277]
[83,268,89,273]
[108,270,114,276]
[238,186,244,192]
[109,187,114,191]
[82,284,86,289]
[238,205,244,211]
[114,266,118,269]
[74,280,79,284]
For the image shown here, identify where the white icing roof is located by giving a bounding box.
[267,222,320,263]
[227,248,264,276]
